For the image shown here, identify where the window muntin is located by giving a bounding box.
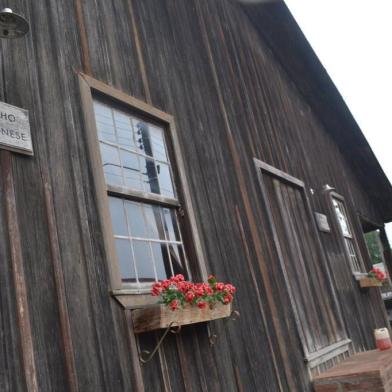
[93,99,188,289]
[333,198,351,238]
[94,100,175,198]
[332,197,362,272]
[108,197,187,285]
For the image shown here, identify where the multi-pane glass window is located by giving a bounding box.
[332,197,363,272]
[94,99,188,288]
[95,101,175,197]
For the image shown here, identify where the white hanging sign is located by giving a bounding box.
[315,212,331,232]
[0,101,33,156]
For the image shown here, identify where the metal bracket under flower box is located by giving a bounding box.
[359,277,382,288]
[132,303,238,363]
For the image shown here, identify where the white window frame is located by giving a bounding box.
[330,192,365,274]
[79,74,207,305]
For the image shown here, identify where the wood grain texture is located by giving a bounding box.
[0,0,390,391]
[359,278,383,288]
[43,182,78,392]
[1,151,37,392]
[132,303,232,334]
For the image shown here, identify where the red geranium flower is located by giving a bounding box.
[223,294,233,304]
[225,284,236,294]
[150,274,236,311]
[171,274,185,283]
[170,299,180,311]
[197,301,207,309]
[185,291,195,302]
[151,282,162,296]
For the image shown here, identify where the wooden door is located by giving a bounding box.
[255,159,350,368]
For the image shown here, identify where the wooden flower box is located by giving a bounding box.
[132,302,232,334]
[359,277,382,288]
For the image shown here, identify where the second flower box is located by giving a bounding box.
[359,277,383,288]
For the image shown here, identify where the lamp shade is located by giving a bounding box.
[0,8,29,39]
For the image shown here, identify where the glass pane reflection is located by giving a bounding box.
[144,205,163,240]
[115,239,136,282]
[151,242,171,281]
[121,150,144,191]
[150,126,168,163]
[141,156,159,194]
[108,197,127,236]
[125,201,147,238]
[157,163,174,198]
[133,240,155,282]
[100,143,122,186]
[163,208,180,242]
[169,244,187,276]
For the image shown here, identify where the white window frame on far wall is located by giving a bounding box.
[78,74,207,305]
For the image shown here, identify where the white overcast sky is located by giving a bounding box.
[284,0,392,242]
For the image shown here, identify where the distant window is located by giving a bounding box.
[332,197,363,273]
[93,100,188,289]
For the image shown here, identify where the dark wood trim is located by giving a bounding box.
[358,214,384,233]
[1,151,38,392]
[73,0,92,75]
[80,73,173,123]
[43,182,79,392]
[124,310,145,392]
[79,74,122,290]
[127,0,152,103]
[253,158,305,189]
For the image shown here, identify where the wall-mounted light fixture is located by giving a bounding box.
[322,184,336,193]
[0,7,32,156]
[0,8,29,39]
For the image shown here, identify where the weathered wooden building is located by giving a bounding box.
[0,0,391,391]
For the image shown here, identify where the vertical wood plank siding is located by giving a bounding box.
[0,0,389,391]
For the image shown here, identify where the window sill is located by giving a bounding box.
[112,291,158,309]
[352,272,367,281]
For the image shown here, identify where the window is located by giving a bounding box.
[93,99,189,291]
[361,219,392,292]
[79,75,207,298]
[95,101,175,197]
[332,196,363,273]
